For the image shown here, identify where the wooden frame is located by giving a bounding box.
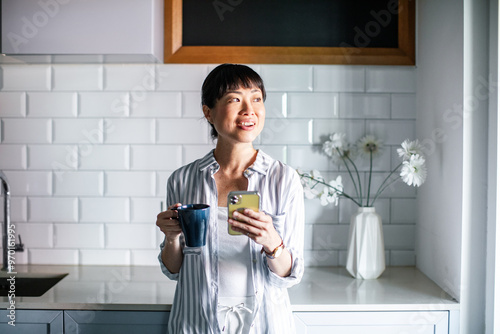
[164,0,415,65]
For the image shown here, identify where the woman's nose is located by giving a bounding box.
[241,99,255,115]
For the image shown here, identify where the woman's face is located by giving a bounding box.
[203,86,265,145]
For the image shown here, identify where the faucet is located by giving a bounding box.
[0,171,24,272]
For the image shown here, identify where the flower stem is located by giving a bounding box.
[366,151,373,207]
[336,148,361,202]
[345,155,363,205]
[298,173,362,207]
[369,162,403,206]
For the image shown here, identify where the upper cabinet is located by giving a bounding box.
[1,0,164,63]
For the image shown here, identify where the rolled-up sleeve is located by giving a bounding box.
[157,174,183,281]
[265,167,305,288]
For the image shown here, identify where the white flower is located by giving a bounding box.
[323,133,347,157]
[400,154,427,186]
[398,139,424,161]
[357,135,383,158]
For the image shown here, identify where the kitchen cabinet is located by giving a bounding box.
[1,0,163,63]
[294,310,454,334]
[0,309,458,333]
[64,310,169,334]
[0,310,63,334]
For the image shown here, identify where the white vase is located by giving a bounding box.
[346,207,386,279]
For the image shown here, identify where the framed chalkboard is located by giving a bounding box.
[164,0,415,65]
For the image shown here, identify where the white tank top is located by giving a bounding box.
[217,207,255,333]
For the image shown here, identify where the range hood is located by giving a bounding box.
[1,0,164,63]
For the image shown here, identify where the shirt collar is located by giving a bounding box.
[198,149,271,175]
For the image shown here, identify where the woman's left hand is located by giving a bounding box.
[229,209,282,253]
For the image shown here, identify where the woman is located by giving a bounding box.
[156,64,305,333]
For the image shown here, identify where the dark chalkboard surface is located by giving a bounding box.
[182,0,399,48]
[164,0,415,65]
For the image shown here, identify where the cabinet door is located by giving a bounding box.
[0,310,63,334]
[294,311,449,334]
[64,310,169,334]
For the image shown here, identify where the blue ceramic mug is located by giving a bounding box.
[173,204,210,247]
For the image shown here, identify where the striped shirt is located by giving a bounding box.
[158,149,305,334]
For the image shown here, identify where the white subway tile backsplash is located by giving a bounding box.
[15,223,53,248]
[4,197,28,222]
[383,225,415,250]
[4,171,52,196]
[391,198,417,224]
[1,65,51,91]
[312,119,365,144]
[391,93,416,119]
[80,197,130,223]
[156,65,208,91]
[314,66,365,92]
[390,250,416,266]
[264,93,287,118]
[53,118,104,144]
[0,63,417,267]
[288,145,333,172]
[79,92,129,117]
[157,119,209,144]
[54,171,104,196]
[0,145,27,169]
[105,171,156,197]
[29,197,78,222]
[366,67,416,93]
[131,198,163,223]
[304,199,339,224]
[366,120,416,145]
[260,65,313,92]
[80,249,131,265]
[259,119,312,145]
[182,92,203,117]
[156,171,171,198]
[105,224,156,249]
[28,145,78,170]
[105,65,156,91]
[52,64,103,91]
[339,93,391,119]
[54,223,105,249]
[131,250,161,266]
[78,145,130,170]
[2,119,52,144]
[131,145,182,170]
[0,92,26,116]
[312,224,350,250]
[288,93,339,118]
[132,92,182,118]
[104,119,155,144]
[305,250,339,267]
[182,145,215,165]
[27,92,78,117]
[29,249,80,265]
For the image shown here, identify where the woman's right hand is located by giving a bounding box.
[156,203,183,242]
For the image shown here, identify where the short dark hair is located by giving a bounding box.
[201,64,266,139]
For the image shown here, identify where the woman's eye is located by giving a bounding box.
[253,97,262,102]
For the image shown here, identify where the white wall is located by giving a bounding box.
[417,0,491,332]
[0,64,417,266]
[416,0,464,301]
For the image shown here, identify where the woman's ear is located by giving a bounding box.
[202,105,212,124]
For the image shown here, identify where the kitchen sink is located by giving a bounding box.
[0,272,68,297]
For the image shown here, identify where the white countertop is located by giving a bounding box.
[1,265,459,312]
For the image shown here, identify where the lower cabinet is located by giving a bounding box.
[0,309,456,333]
[294,311,452,334]
[0,310,63,334]
[64,310,169,334]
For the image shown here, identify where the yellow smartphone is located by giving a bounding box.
[227,191,260,236]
